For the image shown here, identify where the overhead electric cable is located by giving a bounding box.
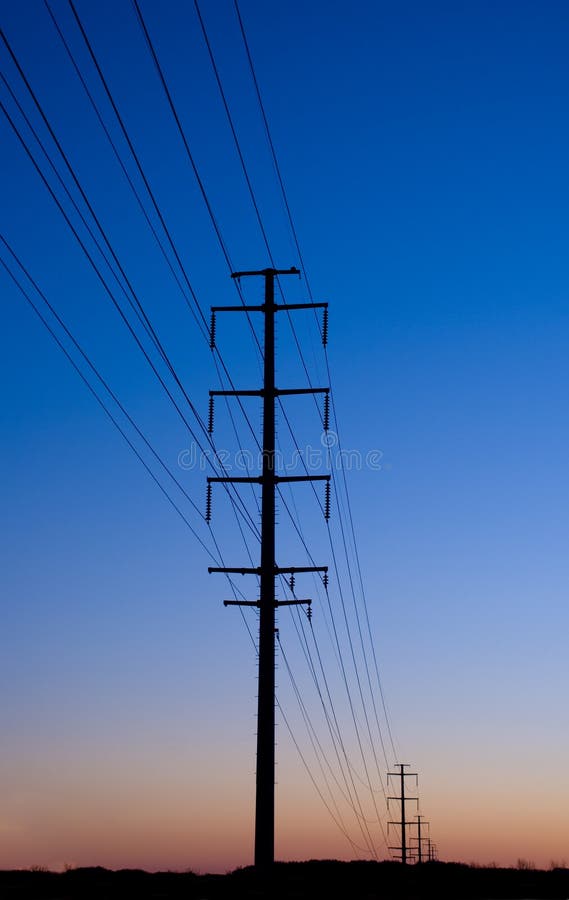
[129,0,263,360]
[50,0,263,495]
[1,236,256,611]
[0,90,259,540]
[232,0,399,762]
[0,28,201,362]
[285,597,386,853]
[4,4,400,856]
[191,7,397,843]
[277,392,392,780]
[1,247,210,557]
[1,236,205,536]
[277,633,373,855]
[43,0,209,342]
[233,0,313,298]
[74,0,392,846]
[193,0,324,439]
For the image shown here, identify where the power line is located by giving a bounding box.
[127,2,400,854]
[233,0,313,299]
[52,0,264,519]
[120,10,397,838]
[0,39,260,541]
[6,3,402,858]
[43,0,209,342]
[3,240,351,856]
[1,243,209,558]
[0,235,259,614]
[277,633,371,856]
[129,0,263,363]
[190,3,396,817]
[4,236,370,864]
[286,601,384,857]
[232,0,399,765]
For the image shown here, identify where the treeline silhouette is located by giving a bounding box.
[2,860,569,899]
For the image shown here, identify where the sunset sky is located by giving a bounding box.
[1,0,568,873]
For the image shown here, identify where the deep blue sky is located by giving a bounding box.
[1,0,568,871]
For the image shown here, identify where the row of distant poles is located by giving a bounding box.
[388,763,437,864]
[206,268,330,869]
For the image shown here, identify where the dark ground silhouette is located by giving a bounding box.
[2,860,569,899]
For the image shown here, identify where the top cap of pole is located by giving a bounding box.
[231,267,300,279]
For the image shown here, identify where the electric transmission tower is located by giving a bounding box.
[410,814,430,864]
[206,267,330,869]
[387,763,419,865]
[427,838,438,861]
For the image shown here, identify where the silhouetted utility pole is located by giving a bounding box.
[387,763,418,865]
[206,268,330,869]
[410,814,429,864]
[427,839,438,861]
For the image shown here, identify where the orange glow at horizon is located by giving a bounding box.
[3,765,567,874]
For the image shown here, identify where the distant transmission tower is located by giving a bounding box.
[206,268,330,868]
[427,838,438,861]
[387,763,419,864]
[410,814,430,864]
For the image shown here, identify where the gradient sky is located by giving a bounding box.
[1,0,569,874]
